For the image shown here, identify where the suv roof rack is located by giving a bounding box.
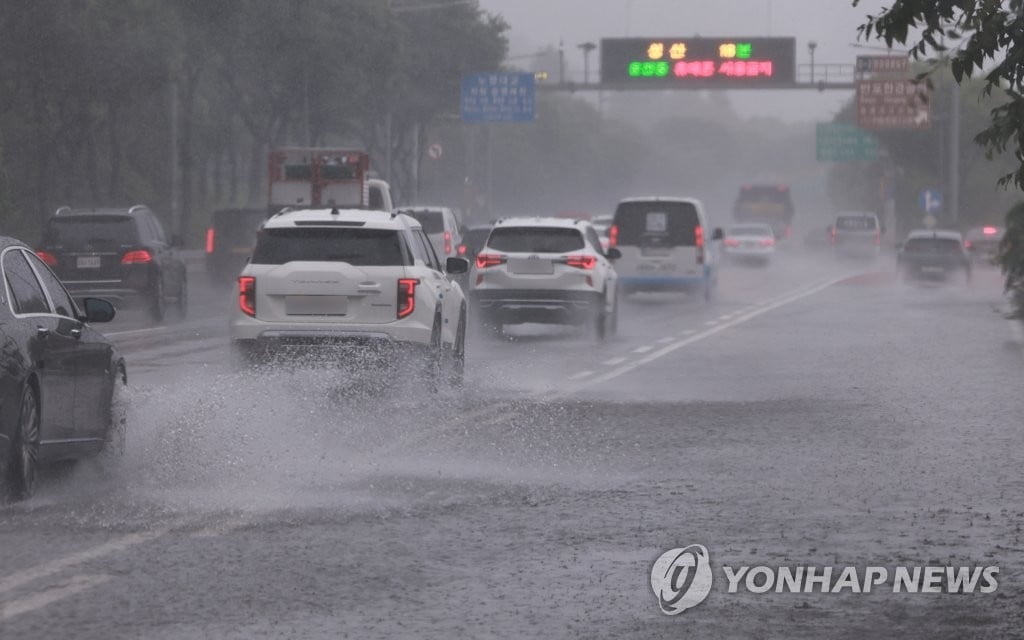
[54,206,72,216]
[127,204,148,215]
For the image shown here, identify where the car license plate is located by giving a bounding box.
[509,258,553,275]
[76,256,102,269]
[285,295,347,316]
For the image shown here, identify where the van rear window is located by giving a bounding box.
[403,210,445,234]
[613,201,700,246]
[251,228,409,266]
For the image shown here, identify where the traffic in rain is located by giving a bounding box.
[1,1,1023,637]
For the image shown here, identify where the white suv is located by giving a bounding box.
[469,217,620,339]
[230,208,470,384]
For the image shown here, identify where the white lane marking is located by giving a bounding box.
[704,321,718,326]
[603,356,627,366]
[718,314,732,321]
[562,276,845,393]
[0,574,111,621]
[657,337,674,344]
[0,524,179,597]
[679,329,697,336]
[568,370,595,380]
[632,346,653,354]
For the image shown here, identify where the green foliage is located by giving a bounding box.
[0,0,508,243]
[856,0,1024,303]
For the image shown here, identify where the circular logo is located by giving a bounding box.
[427,143,444,160]
[650,544,713,615]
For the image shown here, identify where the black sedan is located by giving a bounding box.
[0,237,126,501]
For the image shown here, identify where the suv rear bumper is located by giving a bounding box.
[472,289,602,324]
[230,316,433,348]
[620,274,705,293]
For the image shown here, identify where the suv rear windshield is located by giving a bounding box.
[613,201,700,246]
[905,238,962,253]
[403,210,445,234]
[487,227,585,253]
[835,216,878,231]
[43,216,137,249]
[250,228,409,266]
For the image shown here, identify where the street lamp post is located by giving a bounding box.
[578,42,597,85]
[808,40,817,83]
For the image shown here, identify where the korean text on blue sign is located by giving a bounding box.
[461,72,536,123]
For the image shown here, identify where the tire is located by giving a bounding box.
[102,365,128,458]
[4,384,40,502]
[594,290,611,342]
[423,314,443,391]
[176,273,188,320]
[149,275,165,323]
[448,309,466,389]
[608,287,619,337]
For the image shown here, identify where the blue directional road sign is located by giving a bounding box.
[918,188,943,213]
[461,72,536,123]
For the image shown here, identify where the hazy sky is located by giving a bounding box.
[476,0,894,123]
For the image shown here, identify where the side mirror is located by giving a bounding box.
[171,234,184,248]
[712,228,725,241]
[606,247,622,261]
[446,257,469,275]
[82,297,116,323]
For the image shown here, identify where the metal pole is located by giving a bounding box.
[170,80,180,235]
[949,80,960,225]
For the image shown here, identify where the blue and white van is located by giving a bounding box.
[610,197,722,300]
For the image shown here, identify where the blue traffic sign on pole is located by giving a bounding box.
[918,188,943,213]
[461,72,536,123]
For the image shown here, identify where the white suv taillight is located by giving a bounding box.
[444,230,452,256]
[397,278,419,318]
[475,253,507,269]
[239,276,256,317]
[561,255,597,269]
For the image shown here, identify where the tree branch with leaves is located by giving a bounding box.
[856,0,1024,310]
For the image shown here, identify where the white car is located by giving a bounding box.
[230,208,470,384]
[723,223,776,264]
[397,206,463,262]
[469,217,620,339]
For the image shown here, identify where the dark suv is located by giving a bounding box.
[205,208,266,286]
[37,206,188,322]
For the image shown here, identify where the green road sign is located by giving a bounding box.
[816,123,880,162]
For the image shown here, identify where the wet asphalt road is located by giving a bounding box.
[1,249,1022,638]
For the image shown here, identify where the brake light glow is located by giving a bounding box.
[444,231,452,256]
[983,226,999,235]
[397,278,418,319]
[965,240,973,249]
[206,227,215,253]
[238,276,256,317]
[36,251,58,267]
[609,224,619,248]
[457,244,467,256]
[873,230,881,246]
[694,225,704,248]
[759,237,775,247]
[475,253,506,269]
[723,237,740,247]
[563,255,597,269]
[121,250,153,264]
